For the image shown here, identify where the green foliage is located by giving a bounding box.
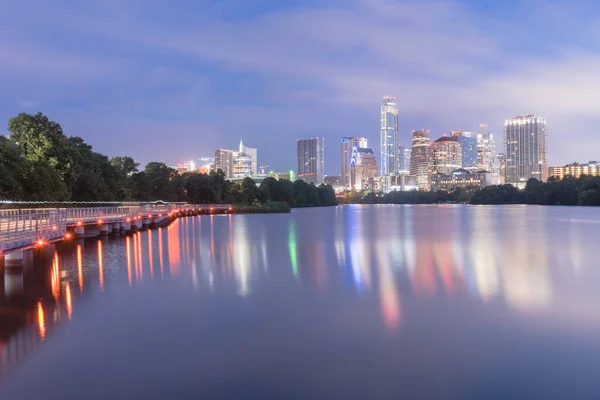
[471,184,524,205]
[347,176,600,207]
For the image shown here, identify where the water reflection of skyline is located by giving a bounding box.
[1,206,598,381]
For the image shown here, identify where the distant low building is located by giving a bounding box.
[324,175,342,188]
[430,169,492,192]
[269,171,295,181]
[365,175,418,193]
[549,162,600,179]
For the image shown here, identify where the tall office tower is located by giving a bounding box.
[450,130,478,168]
[341,137,368,188]
[214,149,234,178]
[476,124,496,170]
[350,147,378,191]
[239,141,258,176]
[397,145,411,174]
[497,153,506,185]
[297,137,325,184]
[380,96,399,176]
[504,114,548,185]
[409,130,431,190]
[430,136,463,175]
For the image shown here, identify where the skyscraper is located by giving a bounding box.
[341,137,368,188]
[430,136,462,175]
[239,141,258,176]
[214,149,234,178]
[397,145,411,174]
[380,96,398,176]
[409,130,431,190]
[297,137,325,185]
[476,124,499,183]
[350,147,378,191]
[476,125,495,169]
[504,114,548,185]
[450,130,478,168]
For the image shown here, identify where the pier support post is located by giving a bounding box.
[4,251,24,270]
[121,222,130,233]
[112,223,120,234]
[74,225,85,238]
[99,224,110,236]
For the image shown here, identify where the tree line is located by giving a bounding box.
[0,112,337,207]
[346,176,600,206]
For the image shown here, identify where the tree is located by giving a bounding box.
[241,177,258,205]
[0,136,25,200]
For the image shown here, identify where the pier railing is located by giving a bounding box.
[0,204,232,253]
[0,210,67,251]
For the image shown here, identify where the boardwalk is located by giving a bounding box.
[0,204,231,255]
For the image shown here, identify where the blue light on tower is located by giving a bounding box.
[350,147,358,167]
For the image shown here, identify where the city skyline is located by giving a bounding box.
[0,1,597,174]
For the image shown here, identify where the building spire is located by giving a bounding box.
[239,140,243,153]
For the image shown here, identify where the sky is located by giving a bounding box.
[1,0,599,174]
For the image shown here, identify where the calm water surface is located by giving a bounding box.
[2,205,600,398]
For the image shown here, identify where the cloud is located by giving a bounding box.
[0,0,599,171]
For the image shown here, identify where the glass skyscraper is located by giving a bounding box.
[297,137,325,185]
[504,114,548,185]
[409,130,431,190]
[380,96,398,176]
[450,130,478,169]
[397,145,411,174]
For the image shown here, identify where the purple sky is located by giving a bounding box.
[1,0,599,174]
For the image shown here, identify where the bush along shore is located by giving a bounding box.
[0,112,337,210]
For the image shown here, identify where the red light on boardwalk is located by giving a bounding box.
[228,207,232,211]
[97,219,103,224]
[126,218,131,222]
[37,240,45,246]
[158,214,162,217]
[52,225,57,231]
[76,221,82,226]
[65,233,72,239]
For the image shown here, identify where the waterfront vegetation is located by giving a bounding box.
[0,112,337,208]
[346,176,600,206]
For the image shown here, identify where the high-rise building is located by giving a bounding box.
[341,137,368,188]
[409,130,431,190]
[380,96,399,176]
[450,130,478,168]
[397,145,411,174]
[476,124,500,184]
[549,161,600,179]
[214,149,234,178]
[504,114,548,185]
[430,136,463,175]
[239,141,258,176]
[497,153,506,185]
[350,147,378,191]
[297,137,325,185]
[233,152,252,178]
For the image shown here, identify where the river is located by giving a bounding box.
[1,205,600,398]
